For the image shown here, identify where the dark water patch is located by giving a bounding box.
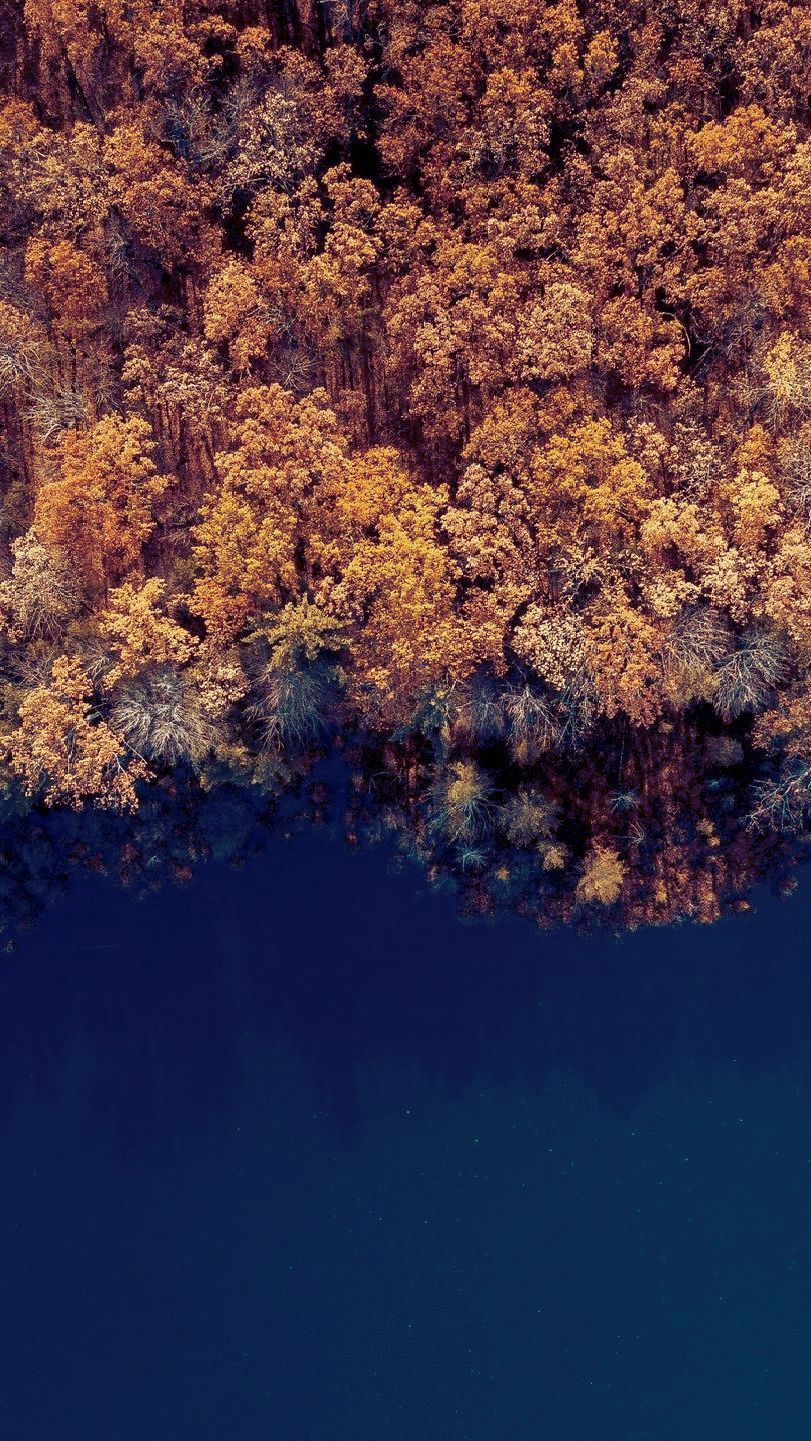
[0,829,808,1150]
[0,832,810,1438]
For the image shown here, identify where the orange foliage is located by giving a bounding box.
[8,657,147,810]
[34,417,168,597]
[1,0,811,917]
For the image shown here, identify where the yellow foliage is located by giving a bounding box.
[34,416,168,597]
[576,846,625,905]
[8,656,148,810]
[101,579,197,687]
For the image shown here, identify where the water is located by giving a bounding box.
[0,830,810,1439]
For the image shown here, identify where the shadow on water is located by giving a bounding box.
[0,825,808,1160]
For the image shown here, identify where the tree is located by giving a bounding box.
[34,416,168,597]
[104,122,216,268]
[8,655,147,809]
[100,578,197,687]
[576,845,625,906]
[192,384,348,643]
[329,448,472,717]
[110,666,214,767]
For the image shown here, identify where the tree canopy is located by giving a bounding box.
[1,0,811,925]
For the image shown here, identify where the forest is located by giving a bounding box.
[1,0,811,928]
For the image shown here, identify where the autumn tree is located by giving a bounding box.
[34,416,168,598]
[8,656,147,810]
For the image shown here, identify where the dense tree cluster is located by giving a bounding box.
[1,0,811,924]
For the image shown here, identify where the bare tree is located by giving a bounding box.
[714,627,788,721]
[111,666,215,766]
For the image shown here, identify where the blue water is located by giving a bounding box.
[1,832,810,1439]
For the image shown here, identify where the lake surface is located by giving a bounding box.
[1,830,810,1440]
